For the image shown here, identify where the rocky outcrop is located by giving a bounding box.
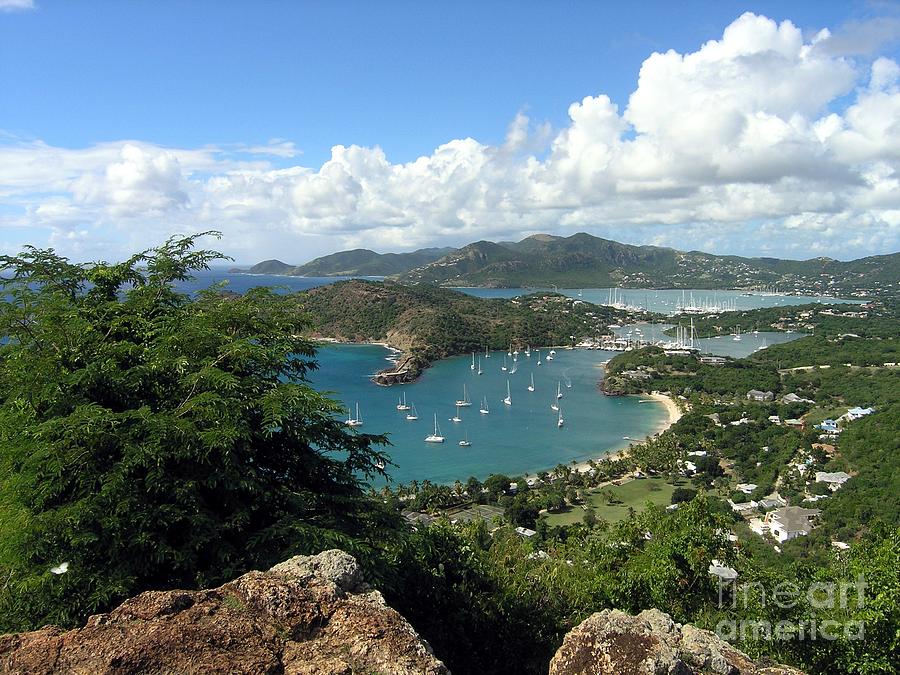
[0,550,447,675]
[549,609,804,675]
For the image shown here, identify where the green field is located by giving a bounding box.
[543,477,690,526]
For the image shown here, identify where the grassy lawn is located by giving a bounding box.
[804,406,846,426]
[543,476,692,527]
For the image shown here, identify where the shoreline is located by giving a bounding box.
[545,392,683,478]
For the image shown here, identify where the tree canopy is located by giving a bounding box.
[0,234,396,631]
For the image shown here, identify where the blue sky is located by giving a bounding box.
[2,1,900,263]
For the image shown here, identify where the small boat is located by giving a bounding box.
[455,384,472,407]
[503,380,512,406]
[733,324,742,342]
[507,344,512,356]
[346,403,363,427]
[396,392,411,411]
[557,407,564,428]
[525,345,531,357]
[406,404,419,421]
[528,373,535,392]
[470,352,476,370]
[556,382,563,399]
[546,352,554,361]
[477,358,483,375]
[459,431,471,447]
[549,349,557,355]
[451,404,463,423]
[425,414,445,443]
[501,355,508,372]
[484,345,491,359]
[550,401,559,412]
[536,349,542,365]
[479,397,490,415]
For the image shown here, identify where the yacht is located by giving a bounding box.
[455,384,472,407]
[536,349,542,365]
[424,414,444,443]
[503,380,512,406]
[484,345,491,359]
[458,431,471,447]
[406,404,419,421]
[501,355,508,372]
[346,403,363,427]
[550,401,559,412]
[546,352,554,361]
[733,325,742,342]
[470,352,476,370]
[396,392,410,411]
[557,407,564,428]
[477,358,483,375]
[450,404,463,423]
[556,382,563,399]
[528,373,535,392]
[479,397,490,415]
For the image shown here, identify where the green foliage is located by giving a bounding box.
[0,235,398,631]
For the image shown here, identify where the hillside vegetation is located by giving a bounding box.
[249,247,455,277]
[297,280,636,367]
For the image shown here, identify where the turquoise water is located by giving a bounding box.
[308,345,665,486]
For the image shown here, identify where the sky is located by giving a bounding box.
[2,1,900,264]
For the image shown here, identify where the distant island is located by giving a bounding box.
[295,279,644,384]
[248,232,899,298]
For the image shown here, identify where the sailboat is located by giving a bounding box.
[556,381,563,399]
[546,351,554,361]
[528,373,535,392]
[479,396,490,414]
[503,380,512,406]
[346,403,363,427]
[396,392,410,411]
[557,407,564,428]
[501,355,508,372]
[470,352,476,370]
[510,362,518,375]
[459,431,471,447]
[406,404,419,421]
[425,414,444,443]
[733,324,742,342]
[484,345,490,359]
[507,344,512,356]
[550,400,559,412]
[451,404,462,423]
[455,384,472,407]
[477,358,483,375]
[536,349,542,365]
[525,345,531,357]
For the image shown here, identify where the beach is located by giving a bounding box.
[561,392,683,476]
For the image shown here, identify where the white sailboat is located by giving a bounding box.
[451,404,462,423]
[501,355,508,372]
[479,396,490,414]
[528,373,535,392]
[484,345,490,359]
[507,344,512,356]
[557,407,564,428]
[546,351,554,361]
[470,352,476,370]
[550,400,559,412]
[455,384,472,407]
[556,382,563,399]
[459,431,471,447]
[406,404,418,421]
[396,392,410,411]
[536,349,542,365]
[425,414,444,443]
[525,345,531,357]
[503,380,512,406]
[477,358,483,375]
[346,403,363,427]
[733,324,742,342]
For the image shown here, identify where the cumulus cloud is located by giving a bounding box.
[2,12,900,262]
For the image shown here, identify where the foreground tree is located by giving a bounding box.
[0,234,396,631]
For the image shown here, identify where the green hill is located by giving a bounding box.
[249,247,456,277]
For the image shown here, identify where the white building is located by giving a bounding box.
[815,471,852,491]
[763,507,821,543]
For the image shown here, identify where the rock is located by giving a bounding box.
[0,550,448,675]
[549,608,804,675]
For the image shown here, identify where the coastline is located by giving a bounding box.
[546,392,682,477]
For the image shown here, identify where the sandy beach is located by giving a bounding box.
[558,392,683,476]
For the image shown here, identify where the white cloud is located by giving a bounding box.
[0,0,35,12]
[2,12,900,262]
